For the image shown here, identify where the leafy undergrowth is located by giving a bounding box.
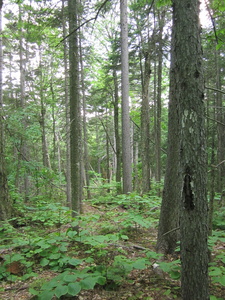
[0,193,225,300]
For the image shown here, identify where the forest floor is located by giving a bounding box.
[0,201,224,300]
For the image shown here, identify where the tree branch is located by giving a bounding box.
[56,0,109,47]
[206,115,225,127]
[211,160,225,168]
[99,118,116,154]
[205,86,225,95]
[204,0,219,44]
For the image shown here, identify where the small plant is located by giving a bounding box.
[29,269,106,299]
[212,207,225,230]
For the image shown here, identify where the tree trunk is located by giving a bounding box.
[39,49,51,169]
[0,1,12,221]
[19,4,29,201]
[120,0,132,194]
[50,75,56,169]
[79,30,91,199]
[62,0,71,205]
[156,73,181,253]
[208,91,216,236]
[68,0,82,216]
[155,11,164,183]
[113,68,122,194]
[172,0,209,298]
[106,116,111,193]
[215,49,225,194]
[141,51,151,194]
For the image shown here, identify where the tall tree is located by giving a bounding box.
[140,34,151,194]
[113,68,122,193]
[68,0,82,214]
[155,10,165,183]
[0,0,12,221]
[18,3,30,201]
[120,0,132,194]
[156,59,181,254]
[215,49,225,194]
[172,0,209,298]
[62,0,72,205]
[80,36,91,199]
[38,48,51,169]
[156,7,180,254]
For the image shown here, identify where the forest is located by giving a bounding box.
[0,0,225,299]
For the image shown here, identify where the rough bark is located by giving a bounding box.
[156,75,181,253]
[155,11,164,183]
[156,11,180,255]
[113,68,122,194]
[69,0,82,215]
[120,0,132,194]
[39,50,51,169]
[79,32,91,199]
[172,0,209,298]
[62,0,71,205]
[215,50,225,194]
[141,51,151,194]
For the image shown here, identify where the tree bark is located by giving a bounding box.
[172,0,209,298]
[140,50,151,194]
[39,49,51,169]
[155,11,164,183]
[68,0,82,216]
[156,71,181,253]
[120,0,132,194]
[79,30,91,199]
[215,49,225,194]
[113,68,122,194]
[62,0,72,205]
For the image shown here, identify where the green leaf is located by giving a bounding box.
[71,220,79,227]
[49,253,61,260]
[22,272,38,280]
[63,274,78,282]
[210,296,223,300]
[41,279,59,290]
[80,276,98,290]
[170,270,181,280]
[67,282,81,296]
[145,250,163,260]
[36,240,51,249]
[59,243,68,252]
[131,259,147,270]
[67,231,78,238]
[120,234,129,240]
[209,267,222,276]
[11,253,24,261]
[85,257,94,263]
[29,288,39,295]
[38,290,55,300]
[40,258,49,267]
[96,276,106,285]
[68,258,83,266]
[164,289,171,296]
[54,284,68,298]
[218,275,225,286]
